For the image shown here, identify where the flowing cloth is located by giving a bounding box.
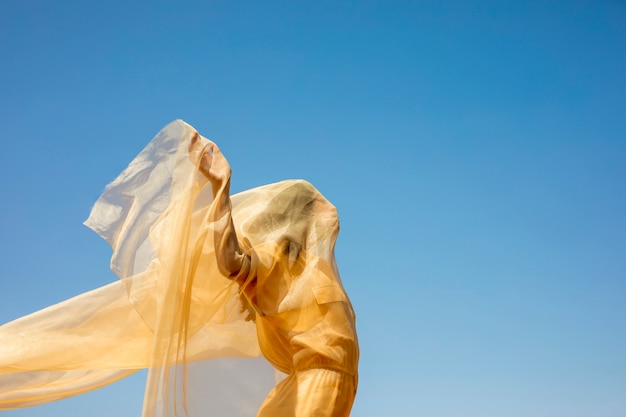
[0,120,358,416]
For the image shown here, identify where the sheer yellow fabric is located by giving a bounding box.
[0,120,358,416]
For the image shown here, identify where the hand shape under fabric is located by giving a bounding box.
[188,133,231,194]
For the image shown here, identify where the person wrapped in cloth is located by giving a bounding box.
[0,121,358,417]
[190,134,359,417]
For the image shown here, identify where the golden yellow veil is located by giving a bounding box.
[0,121,275,416]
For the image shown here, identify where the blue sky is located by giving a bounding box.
[1,1,625,416]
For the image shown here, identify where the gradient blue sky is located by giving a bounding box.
[1,1,625,416]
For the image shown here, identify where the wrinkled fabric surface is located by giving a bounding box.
[0,120,358,416]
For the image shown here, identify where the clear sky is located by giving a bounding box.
[1,1,625,416]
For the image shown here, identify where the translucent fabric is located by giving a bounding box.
[0,120,358,416]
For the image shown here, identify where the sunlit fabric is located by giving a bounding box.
[0,120,358,416]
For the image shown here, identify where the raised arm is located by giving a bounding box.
[189,134,250,282]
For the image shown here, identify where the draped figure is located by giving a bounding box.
[0,120,358,416]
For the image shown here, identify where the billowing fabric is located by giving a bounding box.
[0,120,358,416]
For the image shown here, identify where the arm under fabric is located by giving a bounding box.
[189,136,252,285]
